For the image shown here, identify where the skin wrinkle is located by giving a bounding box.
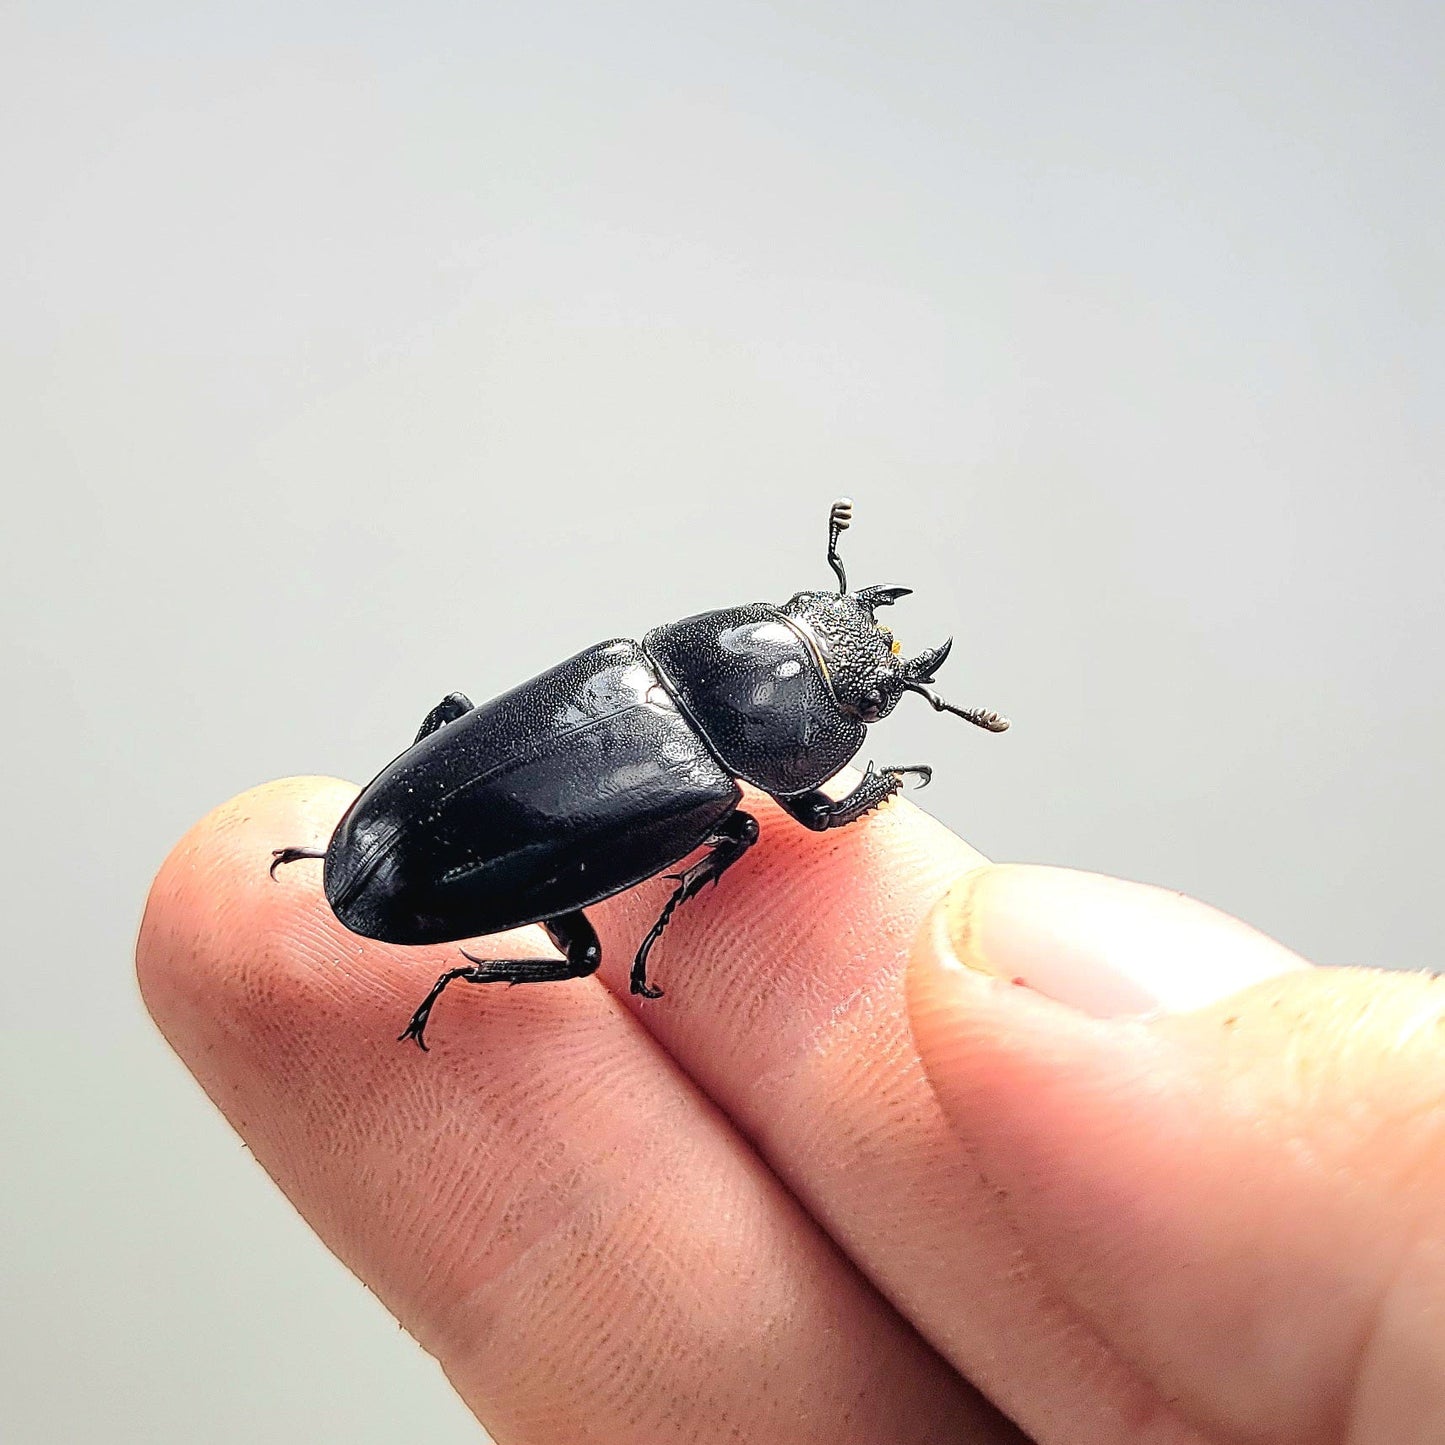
[251,1047,614,1364]
[422,1081,699,1362]
[472,1207,672,1427]
[424,1034,768,1358]
[470,1192,829,1442]
[407,1133,598,1340]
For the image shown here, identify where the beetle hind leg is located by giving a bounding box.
[630,810,760,999]
[398,909,601,1050]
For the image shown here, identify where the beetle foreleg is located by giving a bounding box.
[413,691,475,745]
[398,909,601,1050]
[775,764,931,832]
[630,810,760,999]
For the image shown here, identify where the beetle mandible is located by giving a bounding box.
[270,498,1009,1049]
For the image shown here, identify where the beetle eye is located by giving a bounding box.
[859,688,884,721]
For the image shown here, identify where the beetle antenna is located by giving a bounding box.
[904,681,1011,733]
[269,846,326,878]
[826,497,853,593]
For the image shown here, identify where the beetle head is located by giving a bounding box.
[798,498,1009,734]
[781,585,953,724]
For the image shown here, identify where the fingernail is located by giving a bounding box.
[939,865,1311,1017]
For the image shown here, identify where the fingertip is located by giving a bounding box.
[905,866,1131,1135]
[914,862,1310,1021]
[136,775,359,1048]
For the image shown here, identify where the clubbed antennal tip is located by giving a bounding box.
[963,707,1012,733]
[826,497,853,593]
[905,681,1012,733]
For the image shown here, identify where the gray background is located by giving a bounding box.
[3,2,1441,1441]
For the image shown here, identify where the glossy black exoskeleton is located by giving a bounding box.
[271,500,1009,1048]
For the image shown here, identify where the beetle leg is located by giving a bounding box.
[413,692,474,745]
[775,764,931,832]
[398,909,601,1050]
[630,810,760,999]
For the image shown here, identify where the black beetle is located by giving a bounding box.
[271,499,1009,1048]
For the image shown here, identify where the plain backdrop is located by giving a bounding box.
[2,2,1441,1441]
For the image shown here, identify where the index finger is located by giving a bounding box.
[137,777,1017,1444]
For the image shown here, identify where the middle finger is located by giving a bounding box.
[589,788,1165,1443]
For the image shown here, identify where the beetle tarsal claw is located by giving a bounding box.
[269,846,325,879]
[888,764,932,789]
[398,1022,430,1051]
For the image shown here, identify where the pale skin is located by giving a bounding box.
[138,774,1445,1444]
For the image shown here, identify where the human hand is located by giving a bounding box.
[138,776,1444,1443]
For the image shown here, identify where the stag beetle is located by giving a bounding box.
[271,499,1009,1048]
